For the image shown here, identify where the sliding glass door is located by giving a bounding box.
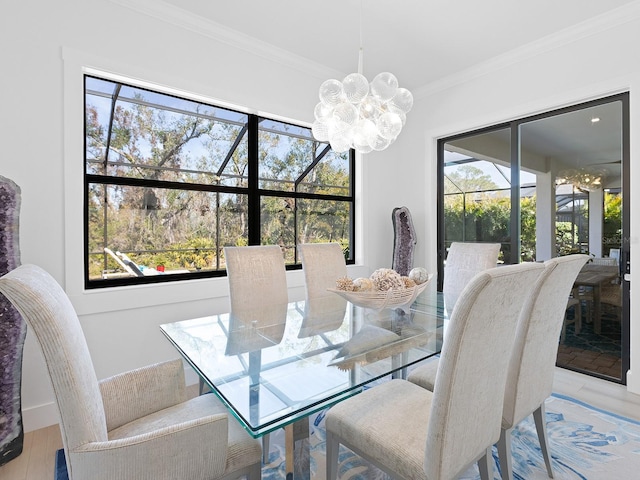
[437,93,629,383]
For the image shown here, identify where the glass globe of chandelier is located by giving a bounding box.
[312,70,412,153]
[311,3,413,154]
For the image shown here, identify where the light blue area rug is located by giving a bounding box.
[261,393,640,480]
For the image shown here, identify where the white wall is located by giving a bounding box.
[4,0,640,432]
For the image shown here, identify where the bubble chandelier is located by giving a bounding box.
[311,4,413,154]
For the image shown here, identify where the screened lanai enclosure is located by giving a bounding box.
[438,93,628,384]
[84,75,354,288]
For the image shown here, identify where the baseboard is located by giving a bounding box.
[23,401,59,433]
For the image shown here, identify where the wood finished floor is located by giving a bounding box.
[2,370,640,480]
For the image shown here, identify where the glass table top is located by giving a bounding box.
[160,288,446,438]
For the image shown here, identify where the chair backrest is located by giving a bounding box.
[502,254,589,428]
[298,243,347,300]
[224,246,289,345]
[297,243,348,337]
[0,265,108,455]
[442,242,500,311]
[425,262,545,480]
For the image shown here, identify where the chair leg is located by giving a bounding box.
[326,431,339,480]
[477,447,492,480]
[533,403,554,478]
[497,427,513,480]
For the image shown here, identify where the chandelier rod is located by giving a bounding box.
[358,0,364,75]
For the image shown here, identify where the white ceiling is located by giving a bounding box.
[144,0,634,172]
[162,0,638,93]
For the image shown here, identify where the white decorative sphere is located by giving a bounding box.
[333,101,359,126]
[352,119,377,153]
[328,121,353,152]
[409,267,429,285]
[353,277,374,292]
[314,102,333,121]
[376,112,403,140]
[369,133,391,151]
[358,95,382,121]
[389,87,414,113]
[342,73,369,104]
[311,120,330,142]
[319,79,345,107]
[370,72,398,102]
[370,268,404,291]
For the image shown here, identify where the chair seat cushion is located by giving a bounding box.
[407,357,439,391]
[108,393,261,474]
[326,379,433,480]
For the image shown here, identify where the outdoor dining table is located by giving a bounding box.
[160,287,446,480]
[573,263,620,334]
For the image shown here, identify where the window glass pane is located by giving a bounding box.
[297,149,351,196]
[85,76,248,184]
[258,119,340,193]
[260,196,295,262]
[88,183,247,280]
[297,199,352,259]
[443,128,511,262]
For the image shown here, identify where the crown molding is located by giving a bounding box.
[109,0,345,81]
[413,1,640,99]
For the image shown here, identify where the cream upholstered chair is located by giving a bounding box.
[442,242,500,312]
[297,242,348,337]
[408,254,589,479]
[224,244,289,463]
[224,245,288,315]
[325,262,545,480]
[0,264,261,480]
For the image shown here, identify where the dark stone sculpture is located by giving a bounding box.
[391,206,417,276]
[0,175,25,466]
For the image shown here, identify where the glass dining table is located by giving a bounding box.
[160,286,446,479]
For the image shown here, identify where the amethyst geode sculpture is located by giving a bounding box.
[0,175,25,466]
[391,206,417,277]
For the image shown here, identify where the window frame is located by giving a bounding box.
[83,74,356,289]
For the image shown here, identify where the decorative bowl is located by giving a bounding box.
[327,274,433,310]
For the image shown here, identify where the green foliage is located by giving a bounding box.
[444,189,618,262]
[86,82,351,280]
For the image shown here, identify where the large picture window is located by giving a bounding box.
[85,75,355,288]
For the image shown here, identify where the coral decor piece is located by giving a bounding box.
[391,206,417,276]
[370,268,404,291]
[0,175,25,466]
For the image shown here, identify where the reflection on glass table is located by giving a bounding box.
[160,288,445,479]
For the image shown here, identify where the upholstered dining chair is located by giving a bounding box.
[408,254,589,480]
[442,242,500,313]
[297,242,348,337]
[325,261,546,480]
[224,244,289,463]
[0,264,262,480]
